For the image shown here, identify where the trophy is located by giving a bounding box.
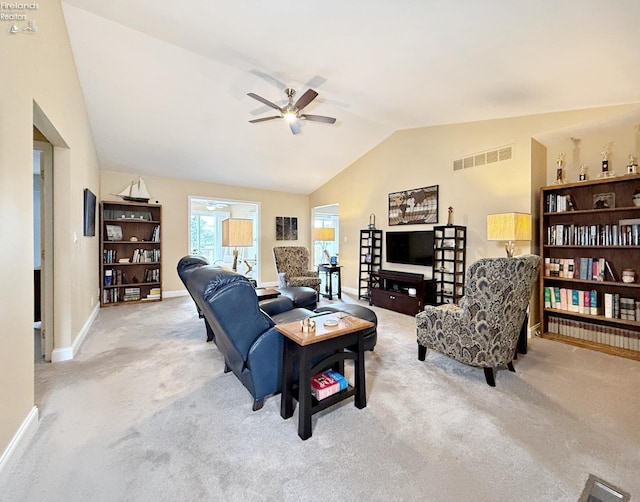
[578,164,588,181]
[554,153,566,184]
[626,154,638,175]
[599,149,614,178]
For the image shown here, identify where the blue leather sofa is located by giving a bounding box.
[179,257,377,411]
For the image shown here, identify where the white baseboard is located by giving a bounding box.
[52,303,100,363]
[0,406,38,478]
[528,322,541,338]
[342,286,358,296]
[163,289,189,298]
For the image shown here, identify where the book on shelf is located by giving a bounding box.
[546,222,640,247]
[104,269,113,286]
[545,256,618,282]
[547,316,640,352]
[323,369,348,391]
[310,371,342,400]
[545,193,576,213]
[546,288,602,316]
[589,290,599,316]
[123,287,141,301]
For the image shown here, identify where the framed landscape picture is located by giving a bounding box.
[388,185,438,225]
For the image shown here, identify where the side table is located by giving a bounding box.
[317,264,342,300]
[276,313,374,440]
[255,288,280,301]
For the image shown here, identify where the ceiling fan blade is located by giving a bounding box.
[247,93,282,111]
[289,120,301,135]
[249,116,281,123]
[300,114,336,124]
[293,89,318,111]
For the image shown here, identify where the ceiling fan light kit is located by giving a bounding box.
[248,87,336,135]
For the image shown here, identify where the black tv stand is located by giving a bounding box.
[369,269,434,316]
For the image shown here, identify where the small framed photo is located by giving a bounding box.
[106,224,123,241]
[593,192,615,209]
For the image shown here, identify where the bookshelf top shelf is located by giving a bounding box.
[542,173,640,191]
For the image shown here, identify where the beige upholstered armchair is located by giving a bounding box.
[272,246,321,295]
[416,255,540,386]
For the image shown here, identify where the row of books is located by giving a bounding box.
[310,369,348,400]
[143,268,160,283]
[150,225,160,242]
[544,286,639,321]
[544,287,599,315]
[104,268,128,286]
[547,316,640,352]
[123,287,141,302]
[545,221,640,246]
[132,248,160,263]
[544,257,616,281]
[606,294,639,321]
[102,286,140,303]
[103,249,118,264]
[142,287,162,301]
[544,193,575,213]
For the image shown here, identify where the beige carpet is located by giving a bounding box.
[1,294,639,501]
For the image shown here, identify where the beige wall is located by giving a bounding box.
[2,1,639,471]
[0,2,100,457]
[309,105,640,306]
[100,171,310,290]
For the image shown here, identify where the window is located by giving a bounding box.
[189,197,260,282]
[313,204,339,266]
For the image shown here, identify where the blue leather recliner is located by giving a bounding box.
[187,266,285,410]
[179,257,378,411]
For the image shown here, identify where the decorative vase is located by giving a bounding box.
[633,189,640,207]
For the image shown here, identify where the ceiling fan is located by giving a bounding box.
[247,88,336,135]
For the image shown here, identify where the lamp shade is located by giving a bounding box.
[222,218,253,247]
[313,227,335,242]
[487,213,531,241]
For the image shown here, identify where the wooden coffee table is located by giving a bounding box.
[276,312,374,440]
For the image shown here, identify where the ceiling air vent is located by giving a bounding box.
[452,145,513,172]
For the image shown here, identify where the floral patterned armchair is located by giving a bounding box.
[416,255,540,386]
[272,246,321,295]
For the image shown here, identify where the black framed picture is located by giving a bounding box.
[83,188,96,236]
[276,216,298,240]
[388,185,438,225]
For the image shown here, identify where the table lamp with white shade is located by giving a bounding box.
[486,212,531,258]
[222,218,253,272]
[313,227,335,264]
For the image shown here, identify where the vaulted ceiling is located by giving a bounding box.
[61,0,640,194]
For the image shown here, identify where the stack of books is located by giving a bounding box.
[144,287,161,301]
[123,287,141,302]
[310,369,348,400]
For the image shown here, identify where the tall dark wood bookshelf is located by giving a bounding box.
[540,174,640,360]
[100,200,162,307]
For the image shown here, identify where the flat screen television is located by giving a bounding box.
[386,230,434,266]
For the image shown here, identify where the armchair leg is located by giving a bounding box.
[252,398,264,411]
[418,344,427,361]
[507,361,515,372]
[483,367,496,387]
[224,362,231,373]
